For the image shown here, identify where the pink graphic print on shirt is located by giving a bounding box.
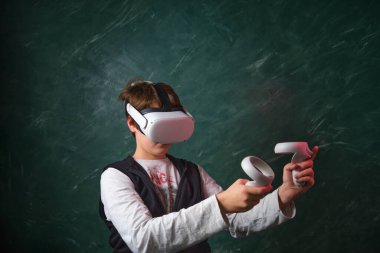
[149,167,175,212]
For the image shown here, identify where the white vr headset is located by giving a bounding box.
[126,83,195,144]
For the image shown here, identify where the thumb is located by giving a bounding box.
[284,163,300,172]
[311,146,319,160]
[245,184,273,194]
[235,178,250,185]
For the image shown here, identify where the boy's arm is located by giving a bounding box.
[225,189,295,237]
[198,165,296,237]
[101,168,228,253]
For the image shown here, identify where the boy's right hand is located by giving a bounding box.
[216,179,273,214]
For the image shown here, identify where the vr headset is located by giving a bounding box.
[126,82,195,144]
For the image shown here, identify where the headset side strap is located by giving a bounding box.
[126,103,148,129]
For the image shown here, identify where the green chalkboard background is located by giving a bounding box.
[1,0,379,252]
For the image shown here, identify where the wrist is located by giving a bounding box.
[216,192,227,214]
[278,185,293,209]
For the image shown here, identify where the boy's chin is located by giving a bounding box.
[153,143,172,153]
[156,143,171,148]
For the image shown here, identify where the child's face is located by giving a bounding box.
[135,129,172,159]
[128,116,172,159]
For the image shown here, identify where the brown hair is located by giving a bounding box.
[118,79,183,123]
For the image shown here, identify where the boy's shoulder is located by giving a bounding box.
[102,155,134,172]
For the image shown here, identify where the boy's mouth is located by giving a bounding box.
[156,143,171,148]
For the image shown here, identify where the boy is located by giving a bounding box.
[99,80,318,253]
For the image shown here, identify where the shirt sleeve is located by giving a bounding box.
[197,165,296,238]
[100,168,228,253]
[226,189,296,238]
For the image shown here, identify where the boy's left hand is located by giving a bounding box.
[278,146,319,206]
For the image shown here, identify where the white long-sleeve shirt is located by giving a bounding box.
[100,158,296,253]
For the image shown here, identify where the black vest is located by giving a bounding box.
[99,155,211,253]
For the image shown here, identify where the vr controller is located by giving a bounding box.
[274,142,312,187]
[241,156,274,186]
[241,142,313,187]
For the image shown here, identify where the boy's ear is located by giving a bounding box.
[127,116,138,133]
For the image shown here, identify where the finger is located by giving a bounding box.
[284,163,300,172]
[296,176,315,186]
[236,178,250,185]
[245,184,273,195]
[297,159,314,170]
[295,168,314,179]
[311,146,319,160]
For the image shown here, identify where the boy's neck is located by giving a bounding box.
[133,151,167,160]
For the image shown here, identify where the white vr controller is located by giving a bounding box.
[274,142,313,187]
[241,156,275,186]
[241,142,313,187]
